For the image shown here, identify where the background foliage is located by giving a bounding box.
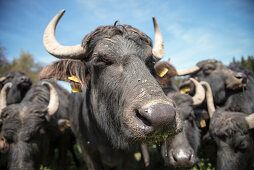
[0,45,42,82]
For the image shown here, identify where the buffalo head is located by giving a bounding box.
[0,81,60,170]
[177,60,247,105]
[0,71,32,105]
[39,10,181,149]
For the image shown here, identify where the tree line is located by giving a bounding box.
[231,56,254,72]
[0,43,43,82]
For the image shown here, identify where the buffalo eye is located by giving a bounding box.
[203,64,216,75]
[1,112,9,120]
[238,140,248,150]
[93,56,113,66]
[145,55,156,69]
[233,134,249,150]
[3,132,14,143]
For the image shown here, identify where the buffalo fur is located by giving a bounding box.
[39,59,88,89]
[81,24,153,57]
[69,91,137,170]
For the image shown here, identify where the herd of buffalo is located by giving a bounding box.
[0,10,253,170]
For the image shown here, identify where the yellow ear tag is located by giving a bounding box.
[200,119,206,128]
[180,87,191,94]
[68,76,81,83]
[71,86,82,93]
[157,68,169,77]
[68,76,82,92]
[134,152,141,162]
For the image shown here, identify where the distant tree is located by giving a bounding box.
[231,56,254,72]
[10,50,42,82]
[0,44,11,76]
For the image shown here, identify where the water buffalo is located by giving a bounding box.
[145,61,206,168]
[0,71,32,105]
[177,59,247,106]
[210,109,254,170]
[0,80,74,170]
[222,64,254,113]
[160,78,205,168]
[39,10,181,169]
[195,81,254,170]
[0,71,32,169]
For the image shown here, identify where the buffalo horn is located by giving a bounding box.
[190,78,205,106]
[152,17,164,61]
[43,10,86,59]
[42,81,59,116]
[200,81,215,118]
[245,114,254,129]
[0,83,12,116]
[140,143,150,167]
[0,77,6,83]
[177,66,200,76]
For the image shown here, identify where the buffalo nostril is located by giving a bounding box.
[235,72,247,79]
[20,76,28,82]
[242,77,248,84]
[136,110,151,126]
[172,152,178,162]
[137,103,176,132]
[235,73,248,85]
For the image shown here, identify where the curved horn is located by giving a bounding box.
[177,66,200,76]
[43,10,86,59]
[152,17,164,61]
[189,78,205,106]
[0,82,12,116]
[200,81,215,118]
[140,143,150,167]
[42,81,59,116]
[0,77,6,83]
[245,114,254,129]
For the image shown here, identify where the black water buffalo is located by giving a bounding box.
[0,71,32,169]
[222,64,254,113]
[0,71,32,105]
[210,109,254,170]
[0,80,74,170]
[161,94,200,168]
[160,78,206,168]
[177,59,247,106]
[147,61,206,168]
[196,81,254,170]
[39,10,181,169]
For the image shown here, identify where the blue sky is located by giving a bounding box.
[0,0,254,71]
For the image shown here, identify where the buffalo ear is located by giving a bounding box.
[39,59,89,87]
[153,61,177,86]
